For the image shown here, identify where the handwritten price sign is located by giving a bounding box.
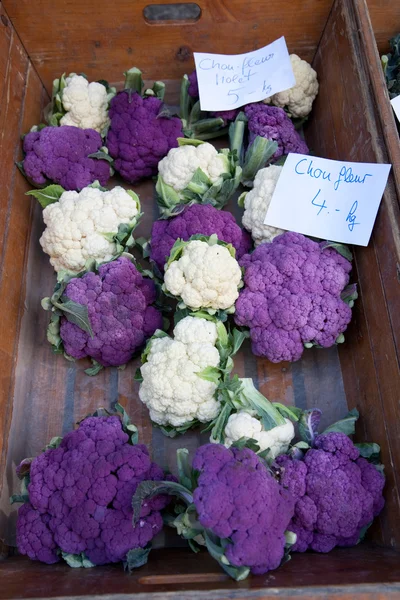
[194,37,295,111]
[264,154,391,246]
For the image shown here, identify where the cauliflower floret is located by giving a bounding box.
[60,74,110,133]
[242,165,285,246]
[164,239,242,310]
[264,55,319,118]
[139,316,221,427]
[223,411,294,459]
[224,411,262,446]
[40,186,139,274]
[158,143,229,191]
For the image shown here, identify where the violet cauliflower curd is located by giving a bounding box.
[276,432,385,553]
[149,204,251,272]
[244,103,309,160]
[235,232,356,362]
[12,407,172,569]
[21,126,111,191]
[133,444,296,580]
[107,67,182,183]
[43,256,163,373]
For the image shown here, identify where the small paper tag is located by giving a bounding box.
[194,37,295,112]
[391,95,400,122]
[264,154,391,246]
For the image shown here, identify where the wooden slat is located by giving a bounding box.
[307,0,400,548]
[0,6,49,543]
[1,0,335,93]
[1,545,400,600]
[365,1,400,53]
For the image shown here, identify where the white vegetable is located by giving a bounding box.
[224,410,295,459]
[164,239,242,310]
[40,186,139,274]
[264,54,319,119]
[241,165,285,246]
[139,316,221,427]
[158,142,230,191]
[60,75,110,133]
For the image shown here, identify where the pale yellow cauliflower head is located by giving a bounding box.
[264,54,319,118]
[158,142,230,191]
[40,186,139,274]
[164,239,242,310]
[139,316,221,427]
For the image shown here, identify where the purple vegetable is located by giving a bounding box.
[188,70,239,125]
[107,92,183,183]
[192,444,295,575]
[22,126,110,191]
[235,232,354,362]
[276,432,385,553]
[150,204,252,271]
[244,103,309,159]
[59,257,162,368]
[15,414,171,566]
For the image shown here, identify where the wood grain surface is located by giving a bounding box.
[365,1,400,53]
[1,545,400,599]
[306,0,400,549]
[1,0,335,93]
[0,3,49,530]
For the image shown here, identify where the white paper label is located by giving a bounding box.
[391,95,400,121]
[264,154,391,246]
[194,37,295,112]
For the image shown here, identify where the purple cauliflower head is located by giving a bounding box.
[244,103,309,159]
[16,415,171,566]
[22,126,110,191]
[60,257,163,367]
[187,70,239,125]
[192,444,295,574]
[150,204,252,271]
[235,232,353,362]
[107,91,183,183]
[276,432,385,553]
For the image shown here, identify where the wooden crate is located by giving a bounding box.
[353,0,400,201]
[0,0,400,598]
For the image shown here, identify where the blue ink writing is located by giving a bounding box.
[334,166,372,191]
[242,53,274,76]
[215,70,256,86]
[199,58,234,71]
[346,201,360,231]
[262,81,272,94]
[311,189,328,215]
[227,87,245,104]
[295,158,331,181]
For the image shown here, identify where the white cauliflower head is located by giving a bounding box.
[158,142,229,191]
[242,165,285,246]
[139,316,221,427]
[60,74,110,133]
[264,54,319,118]
[40,186,139,274]
[164,239,242,310]
[223,410,295,459]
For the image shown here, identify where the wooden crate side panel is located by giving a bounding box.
[366,1,400,53]
[306,0,400,548]
[1,0,335,93]
[0,6,49,502]
[1,546,400,600]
